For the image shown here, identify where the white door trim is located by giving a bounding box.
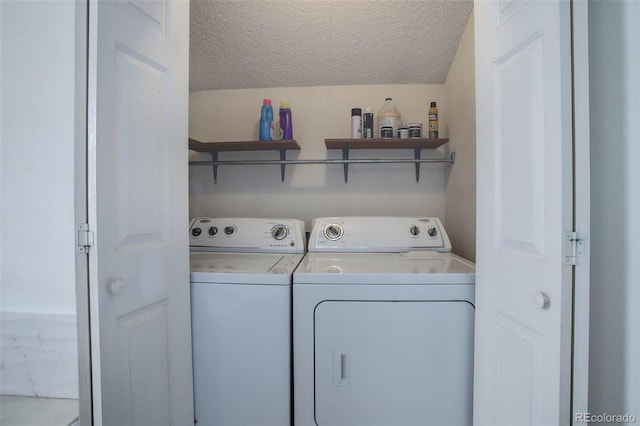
[74,0,93,424]
[570,0,591,422]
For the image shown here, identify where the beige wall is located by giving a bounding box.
[444,13,476,261]
[188,16,477,257]
[189,84,451,231]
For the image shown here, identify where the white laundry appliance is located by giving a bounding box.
[293,217,476,426]
[189,217,305,426]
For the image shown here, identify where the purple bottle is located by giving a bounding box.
[279,101,293,140]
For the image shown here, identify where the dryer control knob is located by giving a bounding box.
[410,225,420,236]
[208,226,218,236]
[428,227,438,237]
[224,226,235,235]
[271,225,288,240]
[323,224,344,241]
[191,227,202,237]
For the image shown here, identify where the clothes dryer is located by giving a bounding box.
[293,217,475,426]
[189,217,305,426]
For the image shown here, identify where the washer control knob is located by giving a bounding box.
[428,227,438,237]
[271,225,288,240]
[410,225,420,236]
[208,226,218,236]
[224,226,235,235]
[191,227,202,237]
[323,224,344,241]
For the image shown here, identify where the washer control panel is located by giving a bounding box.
[189,218,306,253]
[309,217,451,253]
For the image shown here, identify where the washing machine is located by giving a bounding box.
[189,217,305,426]
[293,217,475,426]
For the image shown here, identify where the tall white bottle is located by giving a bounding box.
[377,97,402,138]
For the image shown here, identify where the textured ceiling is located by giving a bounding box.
[189,0,473,91]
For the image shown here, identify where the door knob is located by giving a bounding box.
[109,278,126,295]
[533,291,550,309]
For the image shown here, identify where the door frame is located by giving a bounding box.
[72,1,591,423]
[74,0,92,424]
[570,0,591,422]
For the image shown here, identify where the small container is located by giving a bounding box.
[380,126,394,138]
[407,123,422,138]
[351,108,362,139]
[363,108,374,138]
[397,127,409,139]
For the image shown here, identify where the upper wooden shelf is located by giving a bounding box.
[188,137,453,184]
[325,138,449,150]
[189,138,301,152]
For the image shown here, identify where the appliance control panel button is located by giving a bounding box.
[191,227,202,237]
[208,226,218,236]
[428,227,438,237]
[410,225,420,236]
[323,224,344,241]
[224,226,235,235]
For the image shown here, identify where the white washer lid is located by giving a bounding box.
[293,252,475,285]
[190,252,304,285]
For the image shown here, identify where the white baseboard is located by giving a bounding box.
[1,311,78,399]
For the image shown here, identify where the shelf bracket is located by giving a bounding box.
[279,149,287,182]
[414,146,423,182]
[211,151,219,184]
[342,143,349,183]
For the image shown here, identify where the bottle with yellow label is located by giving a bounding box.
[428,101,439,139]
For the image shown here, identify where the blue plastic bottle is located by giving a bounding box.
[259,99,273,141]
[279,100,293,140]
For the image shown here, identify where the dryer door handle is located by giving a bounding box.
[333,349,350,386]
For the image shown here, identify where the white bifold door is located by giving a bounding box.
[86,1,193,425]
[473,0,590,424]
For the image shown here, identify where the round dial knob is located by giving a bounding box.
[410,225,420,236]
[208,226,218,236]
[428,227,438,237]
[191,227,202,237]
[323,224,344,241]
[224,226,235,235]
[271,225,288,240]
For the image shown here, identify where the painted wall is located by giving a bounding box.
[0,1,78,398]
[444,13,476,262]
[588,0,640,420]
[189,85,452,233]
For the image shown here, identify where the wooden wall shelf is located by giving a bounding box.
[324,138,449,150]
[188,138,454,184]
[325,138,451,182]
[189,138,301,153]
[189,138,300,183]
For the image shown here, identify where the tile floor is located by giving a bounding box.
[0,395,78,426]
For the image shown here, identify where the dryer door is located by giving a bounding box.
[314,300,474,426]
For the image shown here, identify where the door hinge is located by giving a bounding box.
[77,223,94,253]
[564,231,584,265]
